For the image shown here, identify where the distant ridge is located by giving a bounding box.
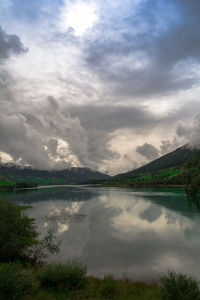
[106,145,200,185]
[0,165,110,186]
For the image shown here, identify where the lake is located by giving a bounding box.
[1,185,200,280]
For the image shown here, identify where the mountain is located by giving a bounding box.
[2,145,199,189]
[105,145,200,186]
[0,164,110,188]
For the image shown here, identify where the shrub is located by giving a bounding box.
[27,228,60,264]
[160,270,200,300]
[99,276,119,299]
[182,155,200,208]
[0,263,35,300]
[0,198,59,264]
[0,198,38,262]
[38,261,87,290]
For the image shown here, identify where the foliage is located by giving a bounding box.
[24,273,161,300]
[0,179,37,190]
[106,146,200,186]
[38,262,87,290]
[26,228,60,264]
[0,263,35,300]
[160,271,200,300]
[0,198,59,263]
[104,167,183,186]
[99,276,120,299]
[182,155,200,208]
[0,198,38,262]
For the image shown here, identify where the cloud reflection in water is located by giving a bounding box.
[7,186,200,280]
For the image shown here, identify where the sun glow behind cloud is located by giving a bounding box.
[1,0,200,174]
[60,0,99,36]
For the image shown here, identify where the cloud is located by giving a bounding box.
[136,143,160,161]
[0,97,89,169]
[0,93,167,173]
[176,114,200,149]
[67,104,170,172]
[68,104,158,133]
[1,0,63,23]
[0,113,50,168]
[160,138,181,155]
[85,0,200,99]
[0,0,200,174]
[0,26,27,62]
[0,96,123,171]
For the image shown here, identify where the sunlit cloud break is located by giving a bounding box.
[60,0,99,36]
[0,0,200,175]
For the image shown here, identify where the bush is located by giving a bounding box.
[38,261,87,290]
[0,198,59,264]
[0,263,35,300]
[160,270,200,300]
[99,276,119,299]
[182,155,200,208]
[0,198,38,262]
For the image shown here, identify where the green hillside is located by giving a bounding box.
[0,165,110,190]
[105,145,200,186]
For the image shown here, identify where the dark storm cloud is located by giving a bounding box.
[0,96,87,169]
[0,69,15,105]
[0,26,27,61]
[68,105,158,133]
[0,97,115,170]
[136,143,159,161]
[22,101,161,169]
[85,0,200,98]
[68,105,161,165]
[0,113,50,168]
[67,104,179,168]
[67,100,200,172]
[0,97,163,170]
[0,92,190,172]
[0,0,200,173]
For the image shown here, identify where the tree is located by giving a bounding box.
[182,155,200,208]
[0,198,59,263]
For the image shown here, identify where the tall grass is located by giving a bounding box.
[0,263,35,300]
[38,261,87,290]
[160,271,200,300]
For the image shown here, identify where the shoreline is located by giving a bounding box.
[0,183,184,191]
[102,183,184,189]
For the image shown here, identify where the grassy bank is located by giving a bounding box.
[2,262,200,300]
[0,262,161,300]
[0,180,37,191]
[103,167,183,187]
[22,275,161,300]
[102,183,184,188]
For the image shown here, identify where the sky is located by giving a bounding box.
[0,0,200,175]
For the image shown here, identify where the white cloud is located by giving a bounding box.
[1,0,200,174]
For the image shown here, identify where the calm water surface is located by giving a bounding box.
[2,185,200,280]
